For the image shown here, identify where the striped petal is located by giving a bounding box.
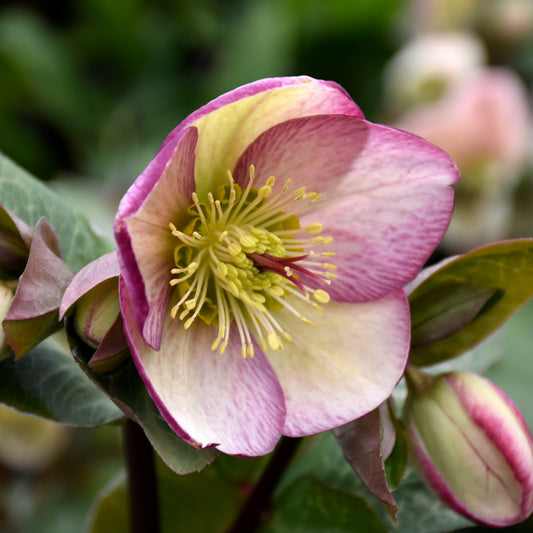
[116,128,197,348]
[234,115,459,302]
[121,280,287,457]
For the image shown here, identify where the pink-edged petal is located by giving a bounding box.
[115,128,197,349]
[120,279,286,457]
[264,290,410,437]
[234,115,458,301]
[306,181,455,302]
[60,251,119,319]
[189,78,363,197]
[116,78,361,220]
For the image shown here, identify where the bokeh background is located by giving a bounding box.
[1,0,533,531]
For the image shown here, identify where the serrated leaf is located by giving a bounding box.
[261,475,387,533]
[409,239,533,366]
[333,408,397,520]
[0,343,122,426]
[67,320,218,474]
[0,153,112,272]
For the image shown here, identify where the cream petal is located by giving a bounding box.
[263,291,410,436]
[116,128,198,348]
[190,78,363,197]
[121,283,287,457]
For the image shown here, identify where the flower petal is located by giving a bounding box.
[117,78,360,218]
[120,280,286,457]
[59,251,120,319]
[234,115,459,301]
[115,128,198,349]
[264,290,410,437]
[190,78,362,197]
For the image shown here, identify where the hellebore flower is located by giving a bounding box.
[404,369,533,527]
[114,76,459,456]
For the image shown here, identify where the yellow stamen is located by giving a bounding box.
[168,165,337,356]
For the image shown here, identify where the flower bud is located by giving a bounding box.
[0,204,32,280]
[60,252,129,373]
[403,369,533,527]
[0,282,14,358]
[73,278,120,348]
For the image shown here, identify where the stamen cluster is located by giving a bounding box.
[169,166,337,357]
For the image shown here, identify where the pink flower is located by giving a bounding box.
[114,76,459,456]
[404,370,533,527]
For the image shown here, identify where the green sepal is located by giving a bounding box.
[409,239,533,366]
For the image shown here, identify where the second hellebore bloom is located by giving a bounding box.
[114,76,459,456]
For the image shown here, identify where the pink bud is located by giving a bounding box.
[404,369,533,527]
[73,279,120,348]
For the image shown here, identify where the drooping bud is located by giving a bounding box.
[3,218,72,359]
[73,278,120,348]
[0,282,14,359]
[60,252,129,373]
[403,368,533,527]
[0,204,32,280]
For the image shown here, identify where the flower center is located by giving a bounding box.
[168,166,337,357]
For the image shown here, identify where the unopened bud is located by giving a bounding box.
[73,279,120,349]
[403,369,533,527]
[0,205,32,280]
[0,283,14,358]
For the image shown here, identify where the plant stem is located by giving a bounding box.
[227,436,301,533]
[123,419,161,533]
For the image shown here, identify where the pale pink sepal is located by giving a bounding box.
[265,290,410,437]
[115,128,198,349]
[60,251,120,319]
[234,115,459,303]
[120,278,287,457]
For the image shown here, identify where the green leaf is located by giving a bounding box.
[67,320,218,474]
[0,153,113,272]
[86,457,244,533]
[85,473,129,533]
[0,343,122,426]
[409,239,533,366]
[278,432,472,533]
[261,475,387,533]
[392,468,473,532]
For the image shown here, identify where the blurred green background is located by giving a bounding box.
[1,0,533,531]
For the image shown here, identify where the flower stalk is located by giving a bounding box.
[227,436,301,533]
[123,419,161,533]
